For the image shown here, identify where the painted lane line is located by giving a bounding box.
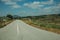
[17,24,20,35]
[17,23,23,40]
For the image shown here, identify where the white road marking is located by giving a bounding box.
[17,24,20,35]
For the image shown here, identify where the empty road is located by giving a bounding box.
[0,20,60,40]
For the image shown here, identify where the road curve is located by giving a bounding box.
[0,20,60,40]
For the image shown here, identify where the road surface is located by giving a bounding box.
[0,20,60,40]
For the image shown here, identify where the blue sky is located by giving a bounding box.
[0,0,60,16]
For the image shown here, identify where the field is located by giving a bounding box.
[21,14,60,34]
[0,17,13,28]
[0,20,13,28]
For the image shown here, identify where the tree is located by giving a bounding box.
[6,14,13,19]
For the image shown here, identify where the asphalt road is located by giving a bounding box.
[0,20,60,40]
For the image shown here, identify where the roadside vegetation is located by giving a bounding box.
[21,14,60,34]
[0,14,14,28]
[0,14,21,28]
[0,13,60,34]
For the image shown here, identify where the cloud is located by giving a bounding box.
[1,0,11,2]
[23,0,60,14]
[44,3,60,10]
[11,4,21,8]
[40,3,60,14]
[13,0,22,1]
[40,0,54,5]
[23,0,54,9]
[5,1,16,5]
[24,1,44,9]
[1,0,21,8]
[1,0,22,2]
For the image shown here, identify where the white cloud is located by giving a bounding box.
[23,0,60,14]
[1,0,22,2]
[11,4,21,8]
[24,0,54,9]
[40,0,54,5]
[24,1,44,9]
[13,0,22,1]
[1,0,21,8]
[1,0,11,2]
[44,3,60,10]
[40,3,60,14]
[5,1,16,5]
[33,1,40,5]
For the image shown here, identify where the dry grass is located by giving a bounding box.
[21,19,60,34]
[0,20,13,28]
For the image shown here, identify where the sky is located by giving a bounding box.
[0,0,60,17]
